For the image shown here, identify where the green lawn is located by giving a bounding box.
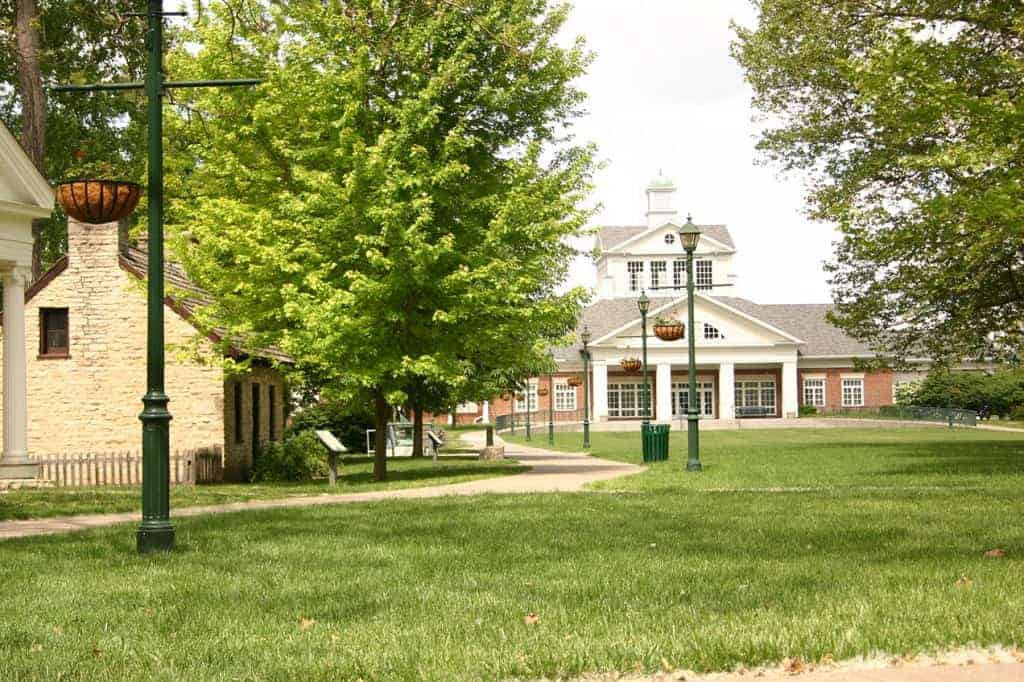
[1,428,1022,680]
[0,454,524,521]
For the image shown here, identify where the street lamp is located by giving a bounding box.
[581,325,591,449]
[637,291,651,427]
[680,215,703,472]
[53,0,260,553]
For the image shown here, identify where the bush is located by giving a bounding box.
[902,368,1024,417]
[287,400,375,453]
[1010,406,1024,422]
[799,404,817,417]
[252,430,328,482]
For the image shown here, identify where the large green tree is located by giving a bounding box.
[168,0,595,480]
[1,1,148,277]
[733,1,1024,364]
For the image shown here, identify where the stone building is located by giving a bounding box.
[0,218,290,481]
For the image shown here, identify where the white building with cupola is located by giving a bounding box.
[457,176,897,427]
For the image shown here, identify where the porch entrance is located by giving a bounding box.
[672,381,715,419]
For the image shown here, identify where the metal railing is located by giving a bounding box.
[815,405,978,426]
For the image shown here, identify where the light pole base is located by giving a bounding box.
[137,523,175,553]
[686,459,703,472]
[686,412,701,472]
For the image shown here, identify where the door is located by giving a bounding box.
[251,384,261,465]
[672,381,716,419]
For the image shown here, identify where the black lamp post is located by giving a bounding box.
[680,216,703,472]
[638,291,651,427]
[581,325,591,449]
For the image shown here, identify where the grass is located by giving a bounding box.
[0,454,525,522]
[1,428,1022,680]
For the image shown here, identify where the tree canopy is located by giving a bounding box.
[168,0,595,479]
[733,1,1024,365]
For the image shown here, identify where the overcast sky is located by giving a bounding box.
[560,0,839,304]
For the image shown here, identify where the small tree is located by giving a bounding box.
[169,0,594,480]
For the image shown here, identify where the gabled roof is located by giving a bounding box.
[118,246,293,365]
[597,223,735,252]
[565,296,873,358]
[0,122,54,215]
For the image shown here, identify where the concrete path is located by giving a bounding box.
[0,435,642,541]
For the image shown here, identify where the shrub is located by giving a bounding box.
[1010,406,1024,422]
[287,400,375,453]
[902,368,1024,417]
[252,430,327,482]
[799,404,817,417]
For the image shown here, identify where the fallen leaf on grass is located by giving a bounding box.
[984,548,1007,558]
[782,656,805,673]
[955,575,973,588]
[523,612,540,625]
[92,646,103,659]
[661,657,675,672]
[299,618,316,631]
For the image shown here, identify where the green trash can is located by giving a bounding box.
[641,423,671,462]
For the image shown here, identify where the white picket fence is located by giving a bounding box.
[31,446,223,487]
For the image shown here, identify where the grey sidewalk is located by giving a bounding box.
[0,436,642,541]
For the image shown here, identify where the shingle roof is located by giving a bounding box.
[563,295,872,358]
[598,224,735,251]
[119,246,293,364]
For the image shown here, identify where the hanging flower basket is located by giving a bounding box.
[653,317,685,341]
[537,386,549,397]
[620,357,642,374]
[56,180,142,225]
[567,376,583,388]
[501,391,512,401]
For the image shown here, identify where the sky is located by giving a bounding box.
[559,0,840,304]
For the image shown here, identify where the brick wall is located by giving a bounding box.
[0,219,286,477]
[798,368,893,409]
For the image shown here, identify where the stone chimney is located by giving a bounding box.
[67,218,124,267]
[645,173,678,228]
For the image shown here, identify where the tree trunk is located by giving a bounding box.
[15,0,48,280]
[412,407,424,457]
[373,391,389,482]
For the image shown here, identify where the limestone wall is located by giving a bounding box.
[223,365,288,481]
[0,219,244,460]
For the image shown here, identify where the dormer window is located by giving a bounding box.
[627,261,644,292]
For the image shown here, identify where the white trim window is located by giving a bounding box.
[696,260,713,290]
[803,378,825,406]
[515,385,539,412]
[673,260,685,289]
[554,382,577,412]
[607,382,650,418]
[841,378,865,407]
[627,261,644,292]
[735,379,776,416]
[703,323,723,340]
[672,381,715,418]
[649,260,667,289]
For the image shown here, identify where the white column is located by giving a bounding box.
[655,363,672,423]
[482,400,490,423]
[592,361,608,421]
[0,267,37,478]
[782,360,799,418]
[719,362,735,420]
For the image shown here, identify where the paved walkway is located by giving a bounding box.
[0,435,642,541]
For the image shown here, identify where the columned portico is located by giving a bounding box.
[719,362,735,420]
[655,363,672,423]
[0,267,35,478]
[592,361,608,420]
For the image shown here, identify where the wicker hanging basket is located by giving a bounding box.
[653,320,685,341]
[567,376,583,387]
[56,180,142,225]
[537,386,549,397]
[620,357,642,374]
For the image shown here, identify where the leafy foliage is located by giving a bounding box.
[899,368,1024,416]
[733,1,1024,364]
[251,429,327,482]
[0,1,149,271]
[287,400,375,454]
[167,0,596,479]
